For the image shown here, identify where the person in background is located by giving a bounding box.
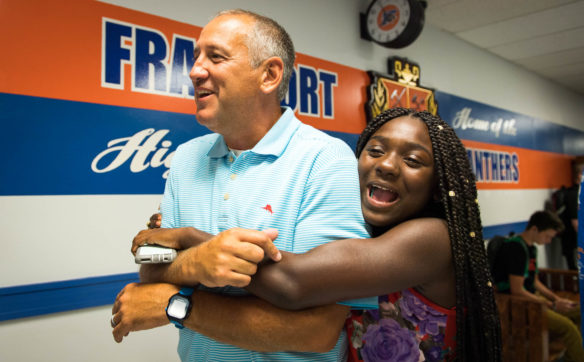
[556,162,583,270]
[136,108,502,361]
[111,8,370,361]
[492,210,584,362]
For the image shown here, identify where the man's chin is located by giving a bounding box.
[194,112,215,127]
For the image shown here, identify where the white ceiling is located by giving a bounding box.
[424,0,584,96]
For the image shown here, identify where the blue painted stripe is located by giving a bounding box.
[4,91,582,196]
[0,93,361,196]
[0,93,207,196]
[482,222,527,239]
[0,273,139,321]
[0,221,526,321]
[435,90,584,155]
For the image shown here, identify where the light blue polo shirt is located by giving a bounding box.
[161,107,370,361]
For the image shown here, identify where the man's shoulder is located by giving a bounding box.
[169,133,220,169]
[288,124,359,176]
[291,122,355,158]
[294,122,346,144]
[173,133,219,156]
[178,133,219,150]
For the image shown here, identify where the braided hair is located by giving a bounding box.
[356,107,502,361]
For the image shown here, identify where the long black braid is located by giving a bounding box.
[356,107,502,361]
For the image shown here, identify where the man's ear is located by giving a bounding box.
[259,56,284,95]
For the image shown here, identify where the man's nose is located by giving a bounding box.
[190,57,208,83]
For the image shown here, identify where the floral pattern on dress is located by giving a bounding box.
[347,289,455,362]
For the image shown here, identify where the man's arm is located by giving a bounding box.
[187,290,349,352]
[507,274,576,312]
[534,278,576,312]
[112,282,348,352]
[508,274,549,305]
[138,228,280,288]
[533,277,557,302]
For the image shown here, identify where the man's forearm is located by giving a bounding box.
[518,289,550,306]
[176,227,213,249]
[534,279,557,303]
[184,290,348,352]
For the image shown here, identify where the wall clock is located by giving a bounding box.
[362,0,425,48]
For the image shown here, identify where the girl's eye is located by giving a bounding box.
[366,147,384,157]
[404,157,422,167]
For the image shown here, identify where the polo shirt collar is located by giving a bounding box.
[252,107,299,157]
[207,135,230,158]
[207,107,299,159]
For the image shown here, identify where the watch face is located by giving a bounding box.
[366,0,411,44]
[168,296,189,319]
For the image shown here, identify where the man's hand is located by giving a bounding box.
[554,297,578,313]
[111,282,179,343]
[186,228,281,288]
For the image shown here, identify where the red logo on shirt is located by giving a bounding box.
[262,204,273,214]
[529,258,537,271]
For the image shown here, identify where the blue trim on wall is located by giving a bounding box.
[0,221,526,321]
[0,273,139,321]
[0,93,361,196]
[435,90,584,155]
[482,222,527,239]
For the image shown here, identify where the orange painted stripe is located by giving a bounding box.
[293,53,369,134]
[1,0,198,114]
[1,0,370,134]
[2,0,575,192]
[463,140,573,190]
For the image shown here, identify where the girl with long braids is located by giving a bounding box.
[135,108,501,360]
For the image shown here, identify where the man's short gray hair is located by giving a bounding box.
[215,9,295,101]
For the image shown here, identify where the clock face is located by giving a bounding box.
[366,0,411,44]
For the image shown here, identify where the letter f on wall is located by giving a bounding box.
[102,19,132,89]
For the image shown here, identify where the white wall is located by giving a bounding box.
[0,306,178,362]
[2,1,583,361]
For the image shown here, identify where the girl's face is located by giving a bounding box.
[358,116,436,228]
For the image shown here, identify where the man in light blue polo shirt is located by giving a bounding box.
[111,9,369,361]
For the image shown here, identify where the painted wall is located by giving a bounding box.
[1,0,583,361]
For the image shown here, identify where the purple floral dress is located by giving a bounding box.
[345,288,456,362]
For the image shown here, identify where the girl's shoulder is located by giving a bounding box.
[393,216,449,238]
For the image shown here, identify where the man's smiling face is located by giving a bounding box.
[189,14,262,134]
